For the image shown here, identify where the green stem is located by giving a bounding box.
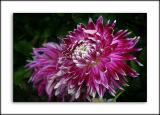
[113,90,124,102]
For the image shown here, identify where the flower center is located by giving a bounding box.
[73,43,91,58]
[72,40,95,64]
[71,40,100,68]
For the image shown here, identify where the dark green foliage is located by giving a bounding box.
[13,13,147,102]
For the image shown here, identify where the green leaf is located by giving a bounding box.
[139,47,146,64]
[72,14,87,24]
[14,41,32,57]
[130,60,140,71]
[14,67,31,90]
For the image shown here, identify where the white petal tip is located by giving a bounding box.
[137,36,140,39]
[89,17,93,22]
[107,19,110,24]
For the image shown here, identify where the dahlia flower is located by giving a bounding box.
[27,16,143,101]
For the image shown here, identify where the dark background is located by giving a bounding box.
[13,13,147,102]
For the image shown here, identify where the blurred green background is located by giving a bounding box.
[13,13,147,102]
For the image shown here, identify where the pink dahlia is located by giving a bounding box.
[26,43,62,97]
[27,16,143,101]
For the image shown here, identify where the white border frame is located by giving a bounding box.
[1,1,159,114]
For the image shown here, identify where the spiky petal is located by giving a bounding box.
[27,16,142,101]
